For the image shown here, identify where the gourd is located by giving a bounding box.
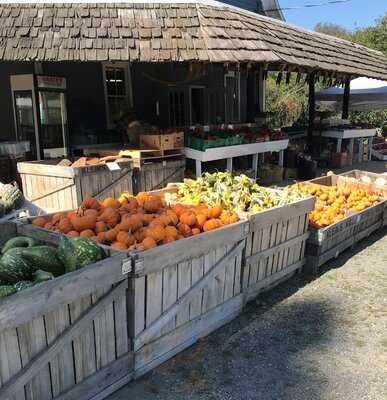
[119,214,143,231]
[21,246,64,276]
[32,217,47,228]
[94,221,107,233]
[142,237,157,250]
[105,228,119,242]
[191,228,201,235]
[70,215,96,232]
[81,196,100,210]
[195,213,207,228]
[165,226,178,239]
[1,236,37,254]
[14,280,34,292]
[111,242,127,250]
[57,236,78,273]
[98,208,120,227]
[116,231,135,246]
[0,285,17,298]
[80,229,95,238]
[67,230,80,237]
[34,269,54,283]
[73,237,103,267]
[143,196,163,212]
[0,183,24,212]
[177,223,191,237]
[52,213,64,224]
[101,198,121,209]
[179,212,197,227]
[0,252,35,283]
[209,205,222,219]
[58,217,73,233]
[203,219,222,232]
[146,225,166,242]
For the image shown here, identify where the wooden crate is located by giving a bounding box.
[303,175,386,273]
[140,132,184,151]
[0,222,134,400]
[242,194,315,303]
[17,159,133,213]
[128,220,249,377]
[132,159,185,194]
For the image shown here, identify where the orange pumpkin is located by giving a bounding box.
[67,230,80,237]
[166,210,179,225]
[84,209,99,218]
[81,196,100,210]
[142,214,157,226]
[96,232,106,243]
[136,192,149,207]
[119,214,143,231]
[195,213,207,228]
[51,213,64,224]
[179,212,197,227]
[209,205,222,219]
[101,197,121,209]
[111,242,128,250]
[177,222,191,237]
[163,235,176,244]
[143,196,163,212]
[116,231,135,246]
[44,222,54,230]
[98,207,121,228]
[57,218,73,234]
[134,228,147,243]
[105,228,119,243]
[80,229,95,238]
[171,204,186,217]
[142,237,157,250]
[191,228,201,235]
[94,221,107,233]
[146,225,166,242]
[165,225,178,238]
[32,217,47,228]
[203,219,222,232]
[71,215,96,232]
[66,210,78,220]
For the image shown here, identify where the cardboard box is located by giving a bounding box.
[140,132,184,151]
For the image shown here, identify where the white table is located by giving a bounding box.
[321,128,377,163]
[185,139,289,177]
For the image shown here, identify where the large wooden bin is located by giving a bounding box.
[132,159,185,195]
[0,223,133,400]
[128,220,249,377]
[304,175,386,273]
[17,160,133,213]
[242,194,315,303]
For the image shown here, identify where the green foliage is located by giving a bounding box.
[314,23,351,40]
[350,110,387,131]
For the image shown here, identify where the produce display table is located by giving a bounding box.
[321,128,377,163]
[185,139,289,177]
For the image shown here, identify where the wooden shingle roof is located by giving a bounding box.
[1,3,387,80]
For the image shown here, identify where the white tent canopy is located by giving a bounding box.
[316,77,387,111]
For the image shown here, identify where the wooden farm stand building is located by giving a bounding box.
[0,3,387,400]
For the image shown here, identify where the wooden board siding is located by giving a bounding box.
[0,222,133,400]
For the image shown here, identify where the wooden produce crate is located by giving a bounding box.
[128,220,249,377]
[0,222,134,400]
[242,194,315,303]
[132,159,186,195]
[303,175,386,273]
[17,159,133,213]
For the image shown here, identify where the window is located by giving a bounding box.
[102,63,133,127]
[224,71,240,123]
[169,88,186,127]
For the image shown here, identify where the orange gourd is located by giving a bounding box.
[142,237,157,250]
[171,204,186,217]
[44,222,54,230]
[163,235,176,244]
[111,242,128,250]
[209,205,222,219]
[96,232,106,243]
[165,225,178,238]
[81,196,100,210]
[143,196,163,212]
[195,213,207,228]
[94,221,107,233]
[98,207,120,228]
[101,197,121,209]
[119,214,143,231]
[105,228,119,243]
[146,225,166,242]
[116,231,135,246]
[142,214,157,226]
[166,210,179,225]
[179,212,197,227]
[67,230,80,237]
[58,217,73,234]
[177,222,191,237]
[70,215,96,232]
[80,229,95,238]
[84,209,99,218]
[136,192,149,207]
[51,213,64,224]
[32,217,47,228]
[134,228,147,243]
[191,228,201,235]
[203,219,222,232]
[66,210,78,220]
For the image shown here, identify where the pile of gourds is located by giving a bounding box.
[31,192,240,251]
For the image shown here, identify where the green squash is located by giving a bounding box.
[33,269,54,283]
[73,237,103,267]
[57,236,78,273]
[21,246,64,276]
[0,253,35,283]
[0,183,24,212]
[0,285,17,298]
[2,236,37,254]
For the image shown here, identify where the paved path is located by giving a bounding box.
[109,226,387,400]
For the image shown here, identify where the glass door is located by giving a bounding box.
[38,91,68,158]
[14,90,38,159]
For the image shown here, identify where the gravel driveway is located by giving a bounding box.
[109,225,387,400]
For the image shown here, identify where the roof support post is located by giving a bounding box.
[342,77,350,119]
[307,72,316,142]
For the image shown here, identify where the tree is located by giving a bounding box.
[351,15,387,55]
[314,23,351,40]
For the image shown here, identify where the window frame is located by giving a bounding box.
[102,62,133,129]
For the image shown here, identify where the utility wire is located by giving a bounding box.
[265,0,352,12]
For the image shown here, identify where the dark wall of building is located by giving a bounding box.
[42,62,107,142]
[0,62,34,141]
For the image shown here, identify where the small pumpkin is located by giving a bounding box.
[142,214,157,226]
[163,235,176,244]
[52,213,64,224]
[105,228,119,243]
[98,207,121,228]
[209,205,222,219]
[101,197,121,209]
[166,210,179,225]
[32,217,47,228]
[177,223,191,237]
[142,237,157,250]
[116,231,135,246]
[136,192,149,207]
[66,210,78,220]
[71,215,96,232]
[195,213,207,228]
[179,212,197,227]
[80,229,95,238]
[143,196,163,212]
[94,221,107,233]
[58,217,73,234]
[203,219,222,232]
[134,228,147,243]
[44,222,54,230]
[119,214,143,231]
[111,242,127,250]
[146,225,166,242]
[165,225,178,238]
[81,196,100,210]
[191,228,201,235]
[84,209,99,218]
[67,230,80,237]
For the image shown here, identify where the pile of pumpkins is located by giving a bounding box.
[31,192,239,250]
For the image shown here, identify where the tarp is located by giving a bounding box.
[316,77,387,111]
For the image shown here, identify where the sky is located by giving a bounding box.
[279,0,387,31]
